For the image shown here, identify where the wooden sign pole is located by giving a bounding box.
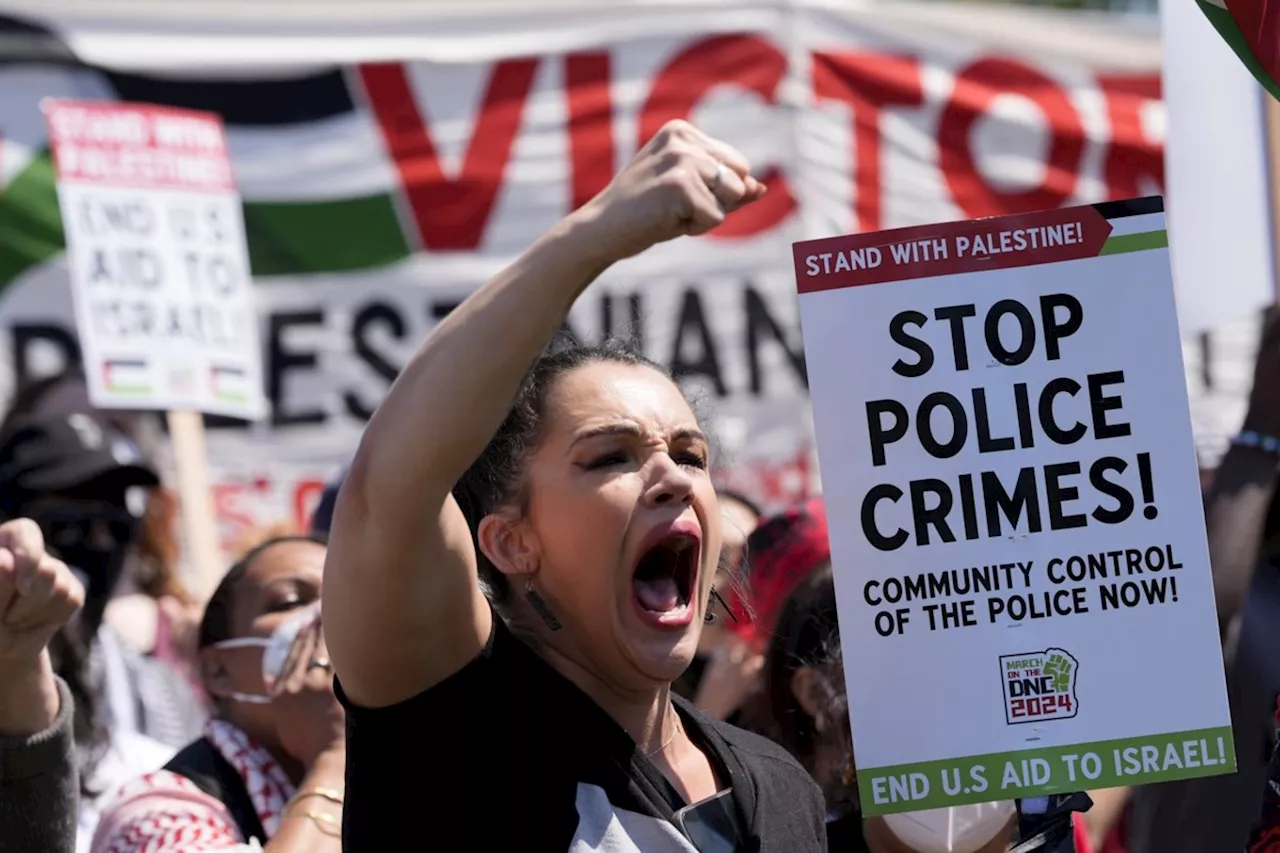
[166,410,223,599]
[1264,95,1280,300]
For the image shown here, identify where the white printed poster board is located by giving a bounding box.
[792,198,1235,816]
[43,100,266,419]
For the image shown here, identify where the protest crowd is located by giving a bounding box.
[0,115,1278,853]
[6,2,1280,851]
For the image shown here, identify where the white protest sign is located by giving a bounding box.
[43,100,265,419]
[792,198,1234,816]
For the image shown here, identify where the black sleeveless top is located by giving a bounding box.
[337,615,827,851]
[163,737,267,844]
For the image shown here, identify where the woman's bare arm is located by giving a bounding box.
[324,122,760,707]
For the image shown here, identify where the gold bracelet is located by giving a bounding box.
[289,786,344,807]
[290,808,341,838]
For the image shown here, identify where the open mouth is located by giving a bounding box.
[631,534,698,618]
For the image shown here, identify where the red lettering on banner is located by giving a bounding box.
[640,34,796,238]
[793,203,1111,293]
[360,60,538,251]
[294,479,326,530]
[1098,73,1164,200]
[938,58,1085,219]
[812,52,924,233]
[212,483,256,551]
[565,52,616,211]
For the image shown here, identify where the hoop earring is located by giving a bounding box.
[525,577,562,631]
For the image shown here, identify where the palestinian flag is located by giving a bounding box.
[1198,0,1280,101]
[0,12,416,300]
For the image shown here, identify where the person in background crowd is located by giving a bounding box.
[716,490,760,575]
[688,495,830,728]
[228,523,300,565]
[674,489,762,721]
[308,468,346,537]
[1126,309,1280,853]
[0,519,86,853]
[0,413,206,850]
[749,562,865,851]
[0,370,138,438]
[730,497,830,645]
[758,561,1091,853]
[325,121,828,851]
[104,486,204,706]
[1247,702,1280,851]
[2,369,205,710]
[91,535,345,852]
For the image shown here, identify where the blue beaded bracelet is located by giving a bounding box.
[1233,429,1280,457]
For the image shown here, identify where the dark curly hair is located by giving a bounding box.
[452,335,668,604]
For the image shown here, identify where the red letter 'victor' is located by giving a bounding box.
[360,60,538,251]
[639,34,796,238]
[812,52,924,232]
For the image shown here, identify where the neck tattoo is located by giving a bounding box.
[647,716,683,758]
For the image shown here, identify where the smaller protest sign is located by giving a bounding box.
[793,198,1234,816]
[43,99,265,419]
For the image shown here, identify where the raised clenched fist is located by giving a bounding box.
[0,518,85,673]
[573,120,766,264]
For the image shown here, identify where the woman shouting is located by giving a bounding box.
[324,121,827,852]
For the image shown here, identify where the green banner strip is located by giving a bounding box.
[241,194,411,277]
[858,726,1235,816]
[0,152,64,294]
[1099,229,1168,256]
[0,150,412,293]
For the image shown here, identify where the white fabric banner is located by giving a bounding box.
[0,2,1261,553]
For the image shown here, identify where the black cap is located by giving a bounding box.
[0,413,159,505]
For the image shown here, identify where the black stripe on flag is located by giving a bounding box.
[0,13,78,63]
[0,12,355,126]
[106,69,355,126]
[1091,196,1164,220]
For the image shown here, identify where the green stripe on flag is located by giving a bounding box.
[0,152,65,295]
[858,726,1235,816]
[1099,230,1168,256]
[1198,0,1280,102]
[242,195,411,276]
[0,149,412,291]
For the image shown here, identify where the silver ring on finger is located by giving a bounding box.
[308,658,332,671]
[708,161,726,191]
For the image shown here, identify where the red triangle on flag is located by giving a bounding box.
[1226,0,1280,85]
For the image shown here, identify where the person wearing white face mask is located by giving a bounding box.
[751,558,1092,853]
[90,535,345,853]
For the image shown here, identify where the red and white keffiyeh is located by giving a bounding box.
[91,720,297,853]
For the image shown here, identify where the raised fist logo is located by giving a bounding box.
[1044,652,1075,694]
